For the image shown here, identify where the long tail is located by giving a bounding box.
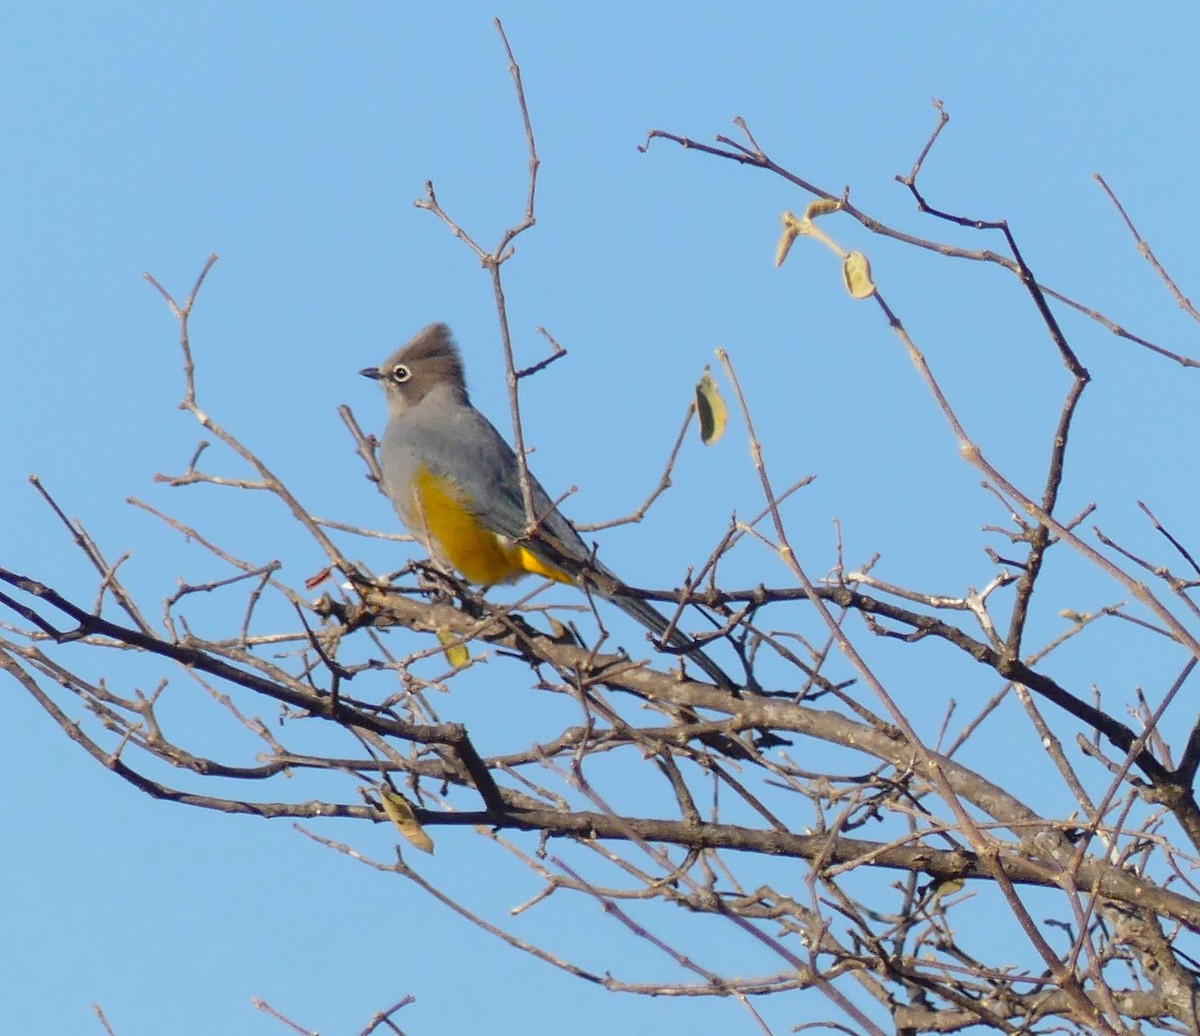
[604,585,798,759]
[597,580,740,695]
[518,523,741,693]
[580,568,793,757]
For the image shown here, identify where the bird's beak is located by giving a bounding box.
[359,367,383,380]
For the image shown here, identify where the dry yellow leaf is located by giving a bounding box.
[775,210,805,267]
[775,224,799,267]
[379,786,435,854]
[804,197,844,220]
[436,627,470,669]
[841,251,876,299]
[695,368,728,446]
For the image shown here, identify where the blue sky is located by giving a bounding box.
[4,5,1200,1034]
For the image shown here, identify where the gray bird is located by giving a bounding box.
[360,323,739,693]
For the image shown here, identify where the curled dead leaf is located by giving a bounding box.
[379,785,435,854]
[804,197,843,220]
[695,368,728,446]
[436,628,470,669]
[841,251,876,299]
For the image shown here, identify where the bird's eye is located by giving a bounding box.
[391,364,412,383]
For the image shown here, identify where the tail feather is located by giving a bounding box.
[520,525,741,693]
[607,588,797,759]
[606,587,739,695]
[576,569,793,758]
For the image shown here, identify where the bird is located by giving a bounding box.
[360,322,740,694]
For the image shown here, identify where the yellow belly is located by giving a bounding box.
[412,466,571,586]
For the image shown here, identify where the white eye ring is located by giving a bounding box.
[391,364,412,383]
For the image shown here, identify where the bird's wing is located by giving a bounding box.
[390,405,740,692]
[396,406,592,569]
